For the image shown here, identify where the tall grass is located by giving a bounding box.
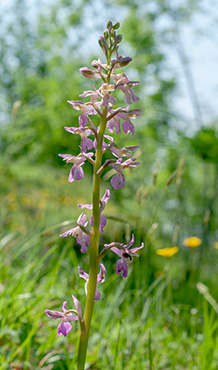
[1,218,218,369]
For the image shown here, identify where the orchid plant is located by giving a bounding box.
[45,20,144,370]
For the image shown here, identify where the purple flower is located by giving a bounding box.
[60,213,90,252]
[107,112,121,134]
[105,235,144,278]
[110,145,140,158]
[78,263,106,301]
[109,158,140,189]
[79,89,99,101]
[106,107,143,135]
[117,108,144,135]
[45,296,82,337]
[64,126,93,153]
[113,73,140,104]
[98,83,116,107]
[67,100,97,126]
[110,172,125,190]
[78,190,110,232]
[91,58,104,73]
[58,153,93,183]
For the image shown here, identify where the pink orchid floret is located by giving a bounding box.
[60,213,90,253]
[78,263,106,301]
[109,158,140,189]
[91,58,106,74]
[79,89,99,102]
[113,73,140,104]
[64,126,93,153]
[117,108,144,135]
[105,235,144,278]
[58,153,93,182]
[106,107,144,135]
[107,112,121,134]
[45,296,82,337]
[67,100,97,126]
[78,189,110,232]
[110,145,140,158]
[98,83,116,107]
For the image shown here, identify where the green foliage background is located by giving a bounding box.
[1,0,218,369]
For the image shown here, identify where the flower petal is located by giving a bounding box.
[57,321,72,337]
[76,233,90,253]
[130,242,144,255]
[126,234,134,249]
[122,120,134,135]
[115,259,129,278]
[111,247,123,258]
[78,203,93,210]
[94,289,101,301]
[45,309,64,320]
[97,263,106,283]
[62,301,68,313]
[72,295,82,318]
[78,266,89,282]
[99,214,107,232]
[110,173,125,189]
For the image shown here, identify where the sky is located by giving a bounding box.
[168,0,218,132]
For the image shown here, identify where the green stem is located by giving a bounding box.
[77,115,107,370]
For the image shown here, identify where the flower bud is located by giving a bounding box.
[119,57,132,67]
[112,22,120,30]
[103,29,109,40]
[79,67,101,79]
[98,36,108,56]
[106,20,113,30]
[115,34,122,44]
[110,28,115,38]
[113,56,133,69]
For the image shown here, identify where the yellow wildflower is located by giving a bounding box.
[213,242,218,250]
[183,237,202,248]
[156,246,179,258]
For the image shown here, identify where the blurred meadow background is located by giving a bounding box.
[1,0,218,369]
